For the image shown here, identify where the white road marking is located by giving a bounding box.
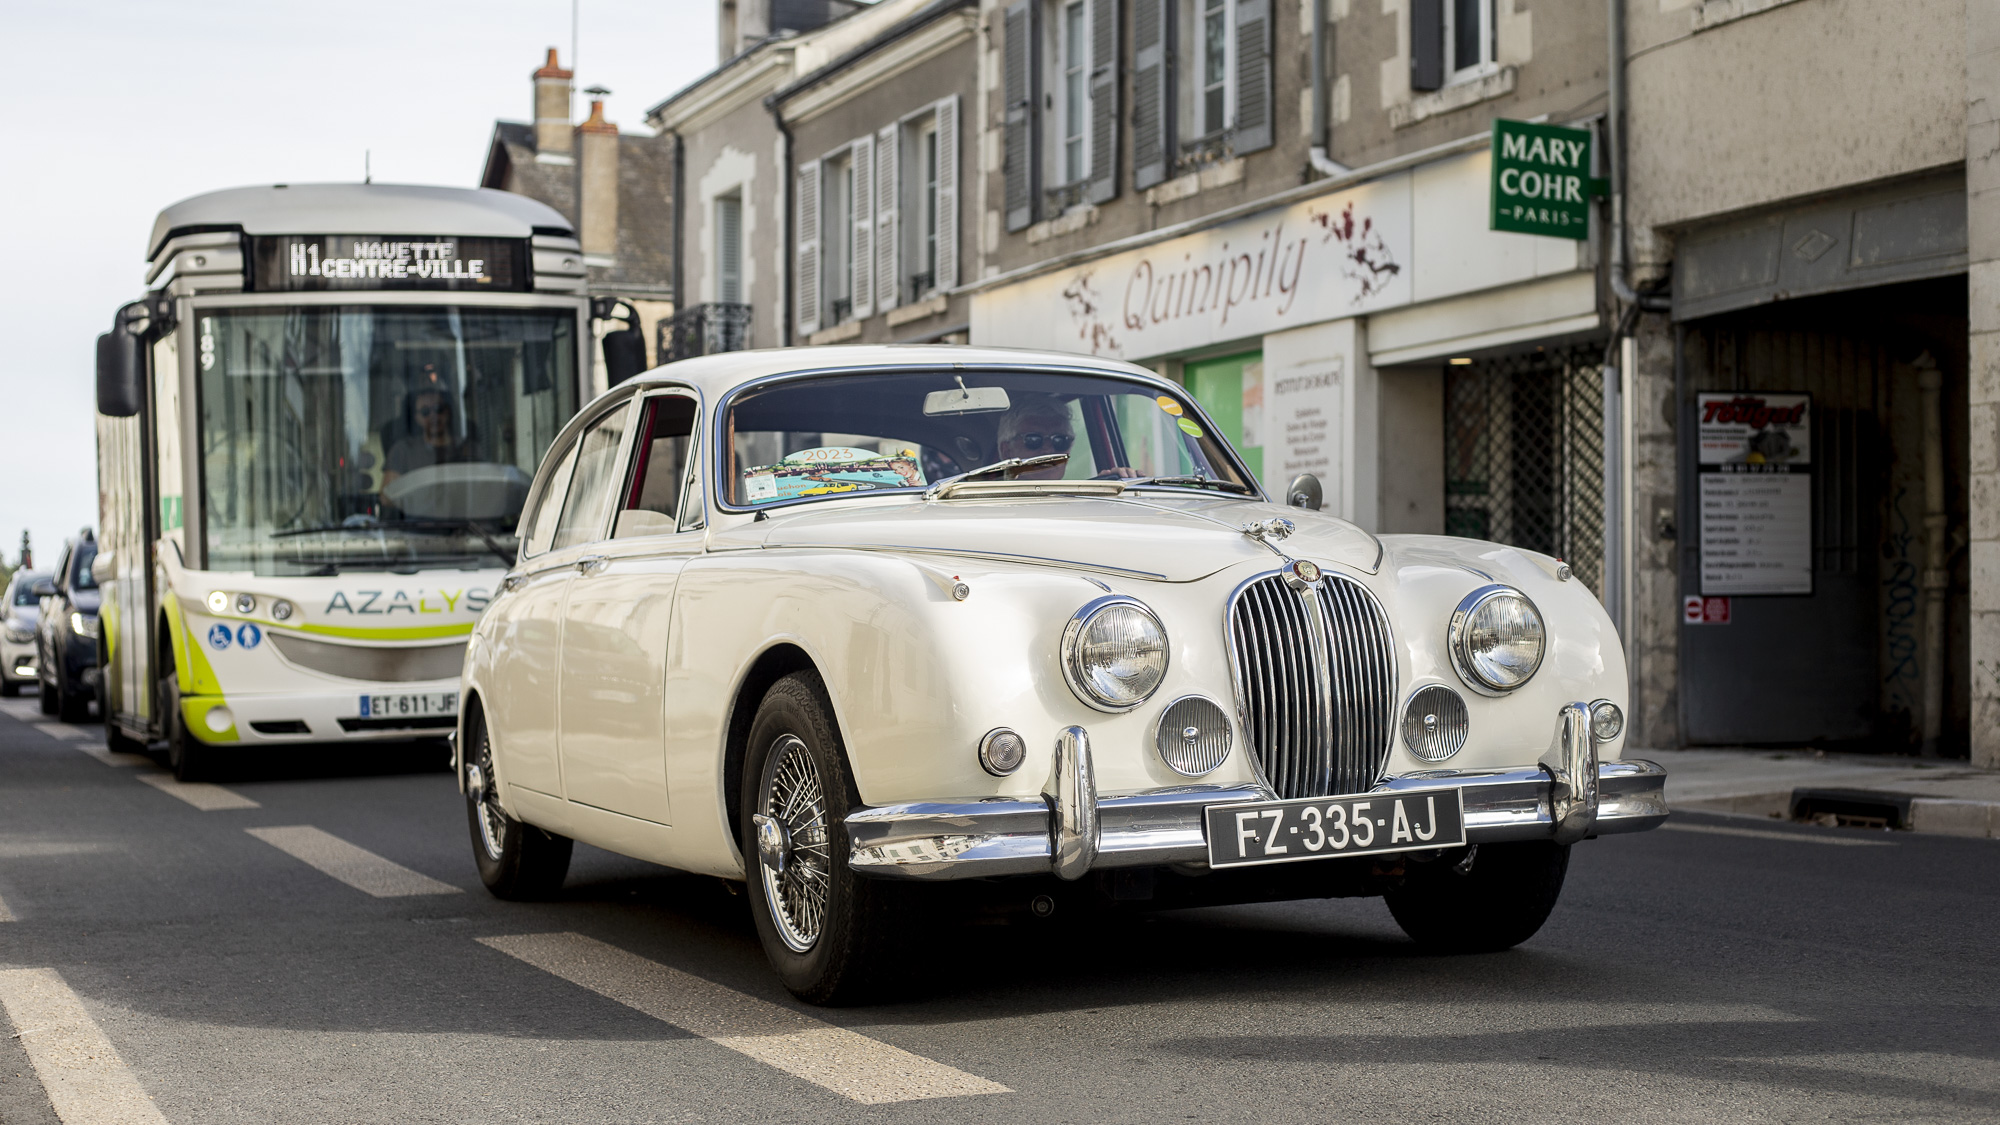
[247,826,460,897]
[78,745,149,768]
[0,890,14,922]
[135,773,260,811]
[0,698,44,721]
[480,932,1009,1104]
[1663,821,1895,847]
[0,967,170,1125]
[34,723,90,741]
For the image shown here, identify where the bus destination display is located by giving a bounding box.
[250,235,525,292]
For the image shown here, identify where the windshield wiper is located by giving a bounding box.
[1120,475,1255,494]
[924,455,1069,499]
[270,518,515,567]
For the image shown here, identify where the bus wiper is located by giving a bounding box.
[270,518,514,566]
[1121,475,1255,494]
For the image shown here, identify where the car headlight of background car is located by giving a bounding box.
[70,612,99,640]
[1447,585,1545,695]
[3,624,31,644]
[1061,596,1168,711]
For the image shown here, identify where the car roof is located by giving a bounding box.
[621,345,1176,402]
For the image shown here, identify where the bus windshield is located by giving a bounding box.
[197,305,578,575]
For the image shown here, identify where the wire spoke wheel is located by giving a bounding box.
[470,728,507,863]
[758,734,831,953]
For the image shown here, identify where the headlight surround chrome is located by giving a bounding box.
[1061,596,1169,711]
[1447,585,1546,695]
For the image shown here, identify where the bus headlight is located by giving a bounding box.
[70,612,99,639]
[207,591,229,614]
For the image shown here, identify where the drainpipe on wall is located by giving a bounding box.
[766,97,796,347]
[671,130,685,330]
[1606,0,1667,314]
[1307,0,1349,178]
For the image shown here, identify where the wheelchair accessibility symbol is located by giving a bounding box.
[207,624,232,650]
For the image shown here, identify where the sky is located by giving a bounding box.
[0,0,719,570]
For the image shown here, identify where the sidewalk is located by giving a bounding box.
[1638,747,2000,838]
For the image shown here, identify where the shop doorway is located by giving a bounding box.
[1443,342,1608,596]
[1679,277,1969,753]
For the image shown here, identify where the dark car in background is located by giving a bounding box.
[35,531,100,722]
[1,570,47,695]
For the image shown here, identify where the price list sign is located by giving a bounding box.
[1697,393,1812,596]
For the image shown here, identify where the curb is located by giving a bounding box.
[1789,787,2000,839]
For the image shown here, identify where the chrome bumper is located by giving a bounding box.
[846,703,1668,882]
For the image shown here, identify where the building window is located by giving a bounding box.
[715,192,742,305]
[1447,0,1494,81]
[1005,0,1119,230]
[907,116,941,297]
[1197,0,1229,138]
[822,151,854,324]
[1061,0,1089,184]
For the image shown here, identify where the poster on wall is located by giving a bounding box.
[1696,392,1813,596]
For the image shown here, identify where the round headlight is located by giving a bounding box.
[1448,586,1546,695]
[271,599,294,622]
[206,590,229,614]
[234,593,257,615]
[1062,597,1168,711]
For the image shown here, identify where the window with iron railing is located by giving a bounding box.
[907,271,935,303]
[659,303,752,362]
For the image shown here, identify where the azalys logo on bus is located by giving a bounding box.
[324,588,492,615]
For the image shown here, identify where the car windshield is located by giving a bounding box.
[10,576,42,605]
[720,370,1254,508]
[71,543,97,590]
[197,305,577,575]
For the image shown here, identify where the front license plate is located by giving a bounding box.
[1204,788,1466,868]
[357,691,458,719]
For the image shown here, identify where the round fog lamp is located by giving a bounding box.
[1589,700,1624,742]
[234,593,257,615]
[204,706,233,734]
[206,590,229,614]
[1402,684,1470,762]
[271,600,294,622]
[979,728,1026,776]
[1062,598,1169,711]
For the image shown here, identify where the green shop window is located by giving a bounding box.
[1183,350,1264,483]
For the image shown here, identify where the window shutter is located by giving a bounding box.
[717,196,742,305]
[1410,0,1444,91]
[1131,0,1172,190]
[1003,0,1040,232]
[796,159,821,338]
[1231,0,1273,154]
[875,124,900,312]
[1087,0,1120,204]
[935,95,960,290]
[851,135,875,320]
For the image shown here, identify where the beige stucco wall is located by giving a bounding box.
[1967,0,2000,767]
[1625,0,1966,271]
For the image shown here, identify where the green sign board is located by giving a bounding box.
[1490,119,1601,240]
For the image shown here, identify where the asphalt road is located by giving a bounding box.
[2,702,1997,1124]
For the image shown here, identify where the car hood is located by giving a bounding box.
[722,493,1382,581]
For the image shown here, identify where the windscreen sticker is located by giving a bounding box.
[740,455,924,505]
[1156,396,1184,416]
[1176,417,1205,438]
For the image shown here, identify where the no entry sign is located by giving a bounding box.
[1490,119,1601,240]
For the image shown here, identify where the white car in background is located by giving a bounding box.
[457,346,1667,1004]
[1,570,47,696]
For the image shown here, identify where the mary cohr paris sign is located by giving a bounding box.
[1490,119,1604,240]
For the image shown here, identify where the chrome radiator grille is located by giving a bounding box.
[1227,573,1396,799]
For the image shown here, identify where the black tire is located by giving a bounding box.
[1384,841,1571,954]
[742,672,899,1006]
[37,674,58,715]
[105,722,150,757]
[1,679,17,697]
[464,706,572,900]
[160,671,211,782]
[55,660,88,723]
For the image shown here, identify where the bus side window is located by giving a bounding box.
[521,441,581,559]
[615,395,697,539]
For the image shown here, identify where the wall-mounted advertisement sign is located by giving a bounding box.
[249,235,526,292]
[1697,392,1813,596]
[970,174,1413,361]
[1489,119,1601,240]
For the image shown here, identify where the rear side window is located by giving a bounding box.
[615,396,698,538]
[551,408,632,552]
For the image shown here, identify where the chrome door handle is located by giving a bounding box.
[501,574,526,592]
[575,555,609,575]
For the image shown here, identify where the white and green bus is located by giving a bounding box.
[94,183,633,778]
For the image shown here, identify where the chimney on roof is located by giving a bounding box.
[718,0,856,62]
[577,96,620,258]
[533,47,573,154]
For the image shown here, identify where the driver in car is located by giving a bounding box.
[994,395,1136,480]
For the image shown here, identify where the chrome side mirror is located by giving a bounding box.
[1286,473,1323,511]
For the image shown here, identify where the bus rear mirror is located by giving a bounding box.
[96,318,143,418]
[603,325,646,385]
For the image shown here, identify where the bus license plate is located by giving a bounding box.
[1204,788,1466,868]
[358,691,458,719]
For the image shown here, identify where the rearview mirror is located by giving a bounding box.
[97,303,146,417]
[29,578,55,599]
[923,385,1011,415]
[1286,473,1323,511]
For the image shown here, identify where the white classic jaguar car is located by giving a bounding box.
[458,345,1666,1003]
